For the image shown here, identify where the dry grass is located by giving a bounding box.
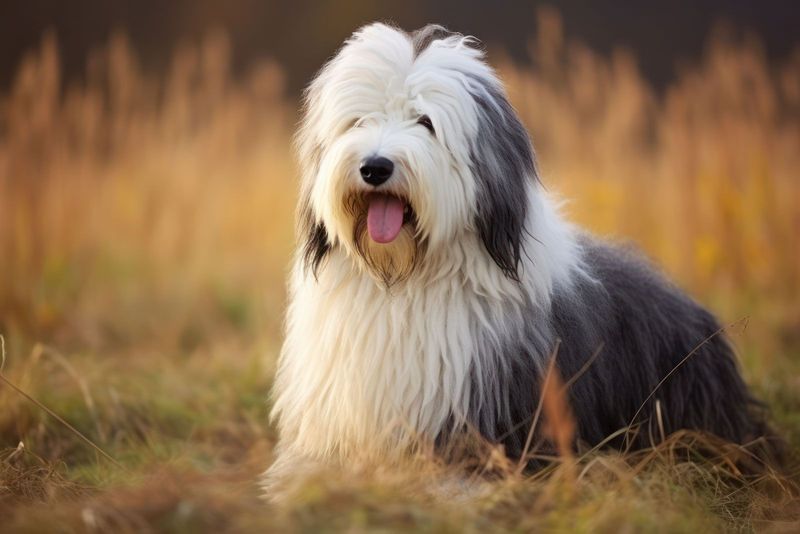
[1,10,799,532]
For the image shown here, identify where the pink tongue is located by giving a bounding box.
[367,194,405,244]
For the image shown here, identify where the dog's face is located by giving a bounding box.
[298,23,536,285]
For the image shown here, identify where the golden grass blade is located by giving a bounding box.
[624,318,748,450]
[497,343,602,445]
[562,342,605,392]
[541,365,575,461]
[0,373,126,472]
[516,339,560,475]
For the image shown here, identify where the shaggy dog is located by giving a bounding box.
[265,23,776,494]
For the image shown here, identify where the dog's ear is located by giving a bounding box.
[299,197,331,278]
[296,139,331,278]
[469,78,536,282]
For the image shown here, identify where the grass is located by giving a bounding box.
[1,10,799,532]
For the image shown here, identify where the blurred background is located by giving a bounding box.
[1,1,799,530]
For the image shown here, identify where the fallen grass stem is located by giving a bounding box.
[0,372,126,472]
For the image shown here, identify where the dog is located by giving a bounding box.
[265,23,777,495]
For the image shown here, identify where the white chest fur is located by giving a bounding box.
[272,251,500,461]
[271,193,582,464]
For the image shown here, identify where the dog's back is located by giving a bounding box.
[561,239,770,450]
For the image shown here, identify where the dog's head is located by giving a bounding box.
[297,23,536,285]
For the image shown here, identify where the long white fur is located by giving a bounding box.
[266,23,585,492]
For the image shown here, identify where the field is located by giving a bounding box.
[1,12,799,532]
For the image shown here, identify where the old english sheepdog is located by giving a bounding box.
[265,23,777,493]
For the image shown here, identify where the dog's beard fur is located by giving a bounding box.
[344,193,426,286]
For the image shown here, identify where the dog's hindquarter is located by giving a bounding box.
[483,236,768,464]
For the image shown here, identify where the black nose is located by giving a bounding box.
[360,156,394,186]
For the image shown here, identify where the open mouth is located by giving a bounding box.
[365,192,413,244]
